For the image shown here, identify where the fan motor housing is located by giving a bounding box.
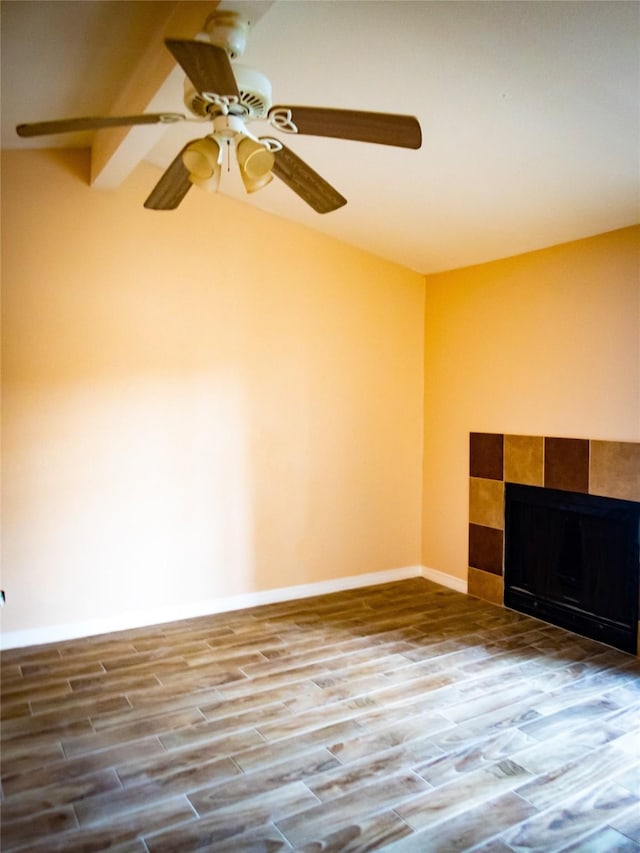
[184,65,272,121]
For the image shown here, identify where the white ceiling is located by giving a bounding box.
[2,0,639,274]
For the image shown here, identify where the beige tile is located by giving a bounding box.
[469,477,505,529]
[14,798,197,853]
[147,783,319,852]
[0,808,78,850]
[296,809,413,852]
[504,435,543,486]
[468,567,504,606]
[590,440,640,501]
[515,744,638,811]
[387,792,536,852]
[308,737,442,802]
[277,773,431,847]
[190,749,340,815]
[1,768,122,822]
[395,761,532,830]
[75,756,241,825]
[502,780,638,852]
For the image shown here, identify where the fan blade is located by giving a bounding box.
[165,39,239,99]
[144,143,194,210]
[16,113,186,138]
[270,142,347,214]
[269,106,422,149]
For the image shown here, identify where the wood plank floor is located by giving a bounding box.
[1,577,640,852]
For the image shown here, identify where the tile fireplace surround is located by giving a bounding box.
[468,433,640,653]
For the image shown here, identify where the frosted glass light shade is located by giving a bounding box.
[182,138,221,180]
[189,171,221,192]
[237,137,274,193]
[236,137,275,180]
[240,170,274,194]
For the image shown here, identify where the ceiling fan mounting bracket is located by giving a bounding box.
[203,10,250,60]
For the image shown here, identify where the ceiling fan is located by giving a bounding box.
[16,9,422,214]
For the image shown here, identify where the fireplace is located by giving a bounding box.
[504,483,640,654]
[467,433,640,655]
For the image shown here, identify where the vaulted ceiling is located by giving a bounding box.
[2,0,638,273]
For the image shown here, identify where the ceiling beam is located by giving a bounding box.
[90,2,218,189]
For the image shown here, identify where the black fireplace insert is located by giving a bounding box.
[504,483,639,654]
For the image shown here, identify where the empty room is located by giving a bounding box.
[1,1,639,851]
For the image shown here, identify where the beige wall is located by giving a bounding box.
[3,148,638,641]
[422,226,640,582]
[1,148,425,637]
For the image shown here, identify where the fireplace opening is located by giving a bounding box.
[504,483,639,654]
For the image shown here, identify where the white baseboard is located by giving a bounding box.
[2,564,443,650]
[421,565,468,594]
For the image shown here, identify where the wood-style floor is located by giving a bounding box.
[1,577,639,852]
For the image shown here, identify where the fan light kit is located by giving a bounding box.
[16,9,422,213]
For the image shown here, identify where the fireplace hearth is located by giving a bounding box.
[504,483,639,653]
